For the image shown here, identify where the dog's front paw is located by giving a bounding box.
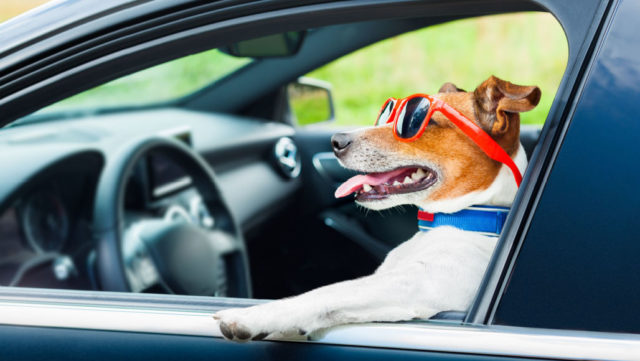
[213,308,268,342]
[213,303,310,342]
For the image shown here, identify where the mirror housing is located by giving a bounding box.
[221,31,306,58]
[287,77,335,126]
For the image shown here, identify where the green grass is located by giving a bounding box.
[306,12,567,126]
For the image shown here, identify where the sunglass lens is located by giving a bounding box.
[375,99,396,126]
[396,97,430,139]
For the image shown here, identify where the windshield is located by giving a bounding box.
[16,48,251,124]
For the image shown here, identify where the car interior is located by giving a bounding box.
[0,13,557,312]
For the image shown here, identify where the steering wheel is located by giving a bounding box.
[92,138,251,297]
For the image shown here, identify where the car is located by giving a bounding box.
[0,0,639,360]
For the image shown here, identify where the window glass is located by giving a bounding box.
[302,13,566,127]
[33,49,251,115]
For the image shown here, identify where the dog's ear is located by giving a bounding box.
[473,75,541,135]
[438,82,466,93]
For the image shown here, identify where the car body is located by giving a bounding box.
[0,0,639,360]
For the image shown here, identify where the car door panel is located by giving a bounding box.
[0,324,537,361]
[0,297,635,361]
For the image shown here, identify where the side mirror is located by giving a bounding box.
[287,77,335,126]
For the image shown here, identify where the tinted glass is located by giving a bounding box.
[396,97,429,138]
[15,49,251,123]
[376,99,396,126]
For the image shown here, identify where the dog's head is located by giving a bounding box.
[332,75,540,213]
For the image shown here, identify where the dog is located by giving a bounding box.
[213,75,540,341]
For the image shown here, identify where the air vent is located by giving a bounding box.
[273,137,301,179]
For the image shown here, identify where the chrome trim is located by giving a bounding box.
[0,297,638,360]
[273,137,301,178]
[153,176,192,197]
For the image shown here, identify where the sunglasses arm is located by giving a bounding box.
[439,102,523,187]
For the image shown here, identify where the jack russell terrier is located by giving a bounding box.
[214,75,540,341]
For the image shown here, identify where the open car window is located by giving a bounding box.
[1,12,568,299]
[14,49,252,124]
[296,13,566,128]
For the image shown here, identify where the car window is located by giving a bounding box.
[0,7,572,336]
[299,13,566,128]
[27,49,251,118]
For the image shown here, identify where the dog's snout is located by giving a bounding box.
[331,132,353,156]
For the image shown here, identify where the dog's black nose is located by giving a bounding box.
[331,132,352,156]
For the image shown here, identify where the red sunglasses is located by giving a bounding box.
[375,94,522,186]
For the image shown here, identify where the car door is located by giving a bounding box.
[2,0,638,360]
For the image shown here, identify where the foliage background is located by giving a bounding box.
[306,13,567,126]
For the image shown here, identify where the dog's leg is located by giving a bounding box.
[213,266,439,341]
[214,228,493,341]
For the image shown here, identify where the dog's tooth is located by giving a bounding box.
[393,180,402,186]
[363,184,373,192]
[416,168,426,177]
[403,176,413,184]
[411,171,422,181]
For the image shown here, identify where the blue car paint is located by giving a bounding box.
[495,0,640,333]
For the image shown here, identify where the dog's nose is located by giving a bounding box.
[331,132,353,156]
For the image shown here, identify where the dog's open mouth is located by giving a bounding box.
[335,166,437,201]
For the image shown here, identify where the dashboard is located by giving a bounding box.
[0,107,301,291]
[0,153,101,289]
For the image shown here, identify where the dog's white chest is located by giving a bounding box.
[375,226,498,312]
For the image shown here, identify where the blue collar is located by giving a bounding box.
[418,205,510,237]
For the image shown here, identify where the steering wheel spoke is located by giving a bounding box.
[208,230,239,256]
[122,218,163,293]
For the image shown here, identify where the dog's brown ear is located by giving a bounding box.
[473,75,541,135]
[438,82,466,93]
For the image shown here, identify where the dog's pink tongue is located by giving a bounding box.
[334,168,407,198]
